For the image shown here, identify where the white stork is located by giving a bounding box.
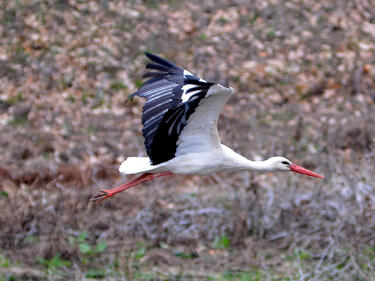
[91,52,323,203]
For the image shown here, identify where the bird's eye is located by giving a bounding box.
[281,161,290,165]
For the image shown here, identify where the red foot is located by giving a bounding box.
[89,189,113,203]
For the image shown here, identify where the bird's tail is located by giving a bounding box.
[118,157,165,174]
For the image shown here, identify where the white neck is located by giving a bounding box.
[235,156,275,171]
[221,145,275,172]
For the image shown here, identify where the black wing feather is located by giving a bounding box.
[145,52,177,68]
[130,52,214,165]
[146,63,171,72]
[142,72,168,78]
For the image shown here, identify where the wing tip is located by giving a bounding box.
[144,51,154,60]
[143,51,180,70]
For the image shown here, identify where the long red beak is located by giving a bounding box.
[289,164,324,179]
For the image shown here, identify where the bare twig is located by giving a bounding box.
[350,253,374,281]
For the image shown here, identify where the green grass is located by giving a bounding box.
[5,92,23,105]
[0,275,27,281]
[199,33,207,41]
[133,242,148,260]
[110,81,127,91]
[222,270,266,281]
[2,239,371,281]
[130,269,295,281]
[37,253,71,277]
[24,234,38,245]
[68,230,108,256]
[211,234,231,249]
[173,250,198,259]
[7,117,28,126]
[66,93,76,103]
[135,78,143,89]
[0,191,9,198]
[0,254,10,268]
[85,268,106,279]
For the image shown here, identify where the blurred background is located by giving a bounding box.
[0,0,375,280]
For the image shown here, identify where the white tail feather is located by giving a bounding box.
[119,157,165,174]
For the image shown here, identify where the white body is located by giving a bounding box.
[119,84,291,175]
[119,145,283,175]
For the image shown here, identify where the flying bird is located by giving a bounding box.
[91,52,323,203]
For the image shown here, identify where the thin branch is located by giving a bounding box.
[350,253,374,281]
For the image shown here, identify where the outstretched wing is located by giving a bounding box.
[130,52,233,165]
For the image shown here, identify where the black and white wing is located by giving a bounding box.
[130,52,234,165]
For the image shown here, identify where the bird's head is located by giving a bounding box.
[267,156,324,178]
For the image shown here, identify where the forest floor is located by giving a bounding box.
[1,0,375,280]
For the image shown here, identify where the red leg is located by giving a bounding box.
[90,172,173,203]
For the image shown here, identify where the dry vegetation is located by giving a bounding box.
[1,0,375,280]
